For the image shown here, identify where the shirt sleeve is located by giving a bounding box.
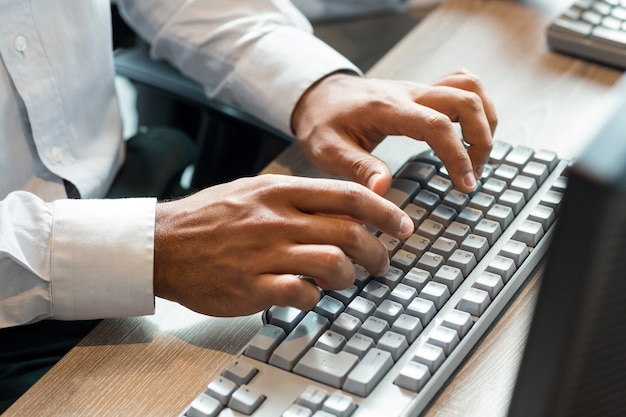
[114,0,363,135]
[0,191,156,328]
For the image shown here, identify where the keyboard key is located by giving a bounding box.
[473,272,504,300]
[442,189,469,212]
[328,285,359,306]
[406,297,437,326]
[360,316,390,342]
[532,149,558,171]
[228,385,266,415]
[205,376,237,406]
[392,314,423,343]
[433,265,464,293]
[377,331,409,361]
[513,219,545,247]
[493,164,519,185]
[426,175,453,197]
[402,234,432,257]
[413,189,441,212]
[345,296,377,323]
[510,175,538,200]
[385,178,421,208]
[397,161,436,186]
[499,240,530,267]
[267,305,305,333]
[428,326,460,356]
[378,233,401,257]
[187,393,223,417]
[468,192,496,215]
[294,347,359,388]
[222,359,258,386]
[282,404,313,417]
[296,385,328,411]
[388,283,418,308]
[343,348,394,396]
[314,295,345,322]
[329,313,361,339]
[522,161,549,185]
[419,281,451,310]
[244,324,286,363]
[499,189,526,215]
[528,204,556,230]
[362,281,391,305]
[344,333,374,359]
[457,288,492,317]
[394,361,431,392]
[379,266,404,289]
[487,255,517,283]
[322,391,357,417]
[269,312,330,371]
[430,236,459,260]
[315,330,347,354]
[413,343,445,373]
[447,249,477,277]
[430,204,457,227]
[481,177,507,198]
[391,249,418,273]
[416,251,445,276]
[461,234,490,260]
[443,221,471,245]
[402,267,432,292]
[374,299,405,323]
[441,309,473,338]
[404,203,428,228]
[541,190,564,214]
[486,204,514,230]
[474,218,502,245]
[489,140,512,164]
[417,219,445,240]
[457,207,484,229]
[504,145,534,168]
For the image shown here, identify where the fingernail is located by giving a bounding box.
[475,164,485,180]
[378,256,390,277]
[400,216,413,235]
[464,172,477,190]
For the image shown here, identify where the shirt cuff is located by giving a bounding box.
[227,26,362,135]
[50,198,156,320]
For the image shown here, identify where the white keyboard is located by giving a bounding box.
[547,0,626,69]
[181,140,568,417]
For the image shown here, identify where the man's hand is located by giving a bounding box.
[153,175,413,317]
[291,69,498,195]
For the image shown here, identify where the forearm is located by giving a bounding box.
[115,0,361,135]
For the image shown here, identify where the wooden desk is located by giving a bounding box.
[5,1,622,416]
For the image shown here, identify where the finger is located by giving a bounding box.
[432,69,497,177]
[301,133,394,196]
[286,214,390,276]
[360,100,478,193]
[415,85,492,181]
[278,244,357,290]
[434,68,498,133]
[253,273,322,312]
[282,177,413,240]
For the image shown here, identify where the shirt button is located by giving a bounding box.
[50,146,64,163]
[14,35,27,52]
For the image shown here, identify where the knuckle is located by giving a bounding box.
[320,246,350,273]
[427,113,454,135]
[459,92,484,114]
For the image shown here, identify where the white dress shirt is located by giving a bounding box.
[0,0,359,328]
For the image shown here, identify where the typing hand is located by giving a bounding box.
[291,69,498,195]
[153,175,413,317]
